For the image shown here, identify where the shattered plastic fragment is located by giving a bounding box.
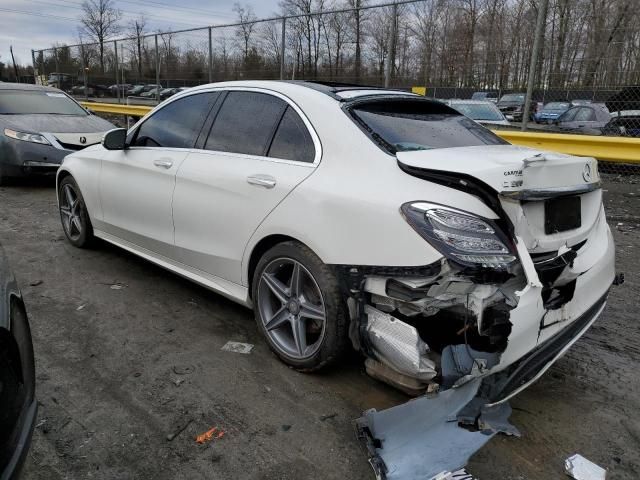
[355,379,496,480]
[565,454,606,480]
[221,341,254,354]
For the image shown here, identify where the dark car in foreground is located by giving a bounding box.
[0,83,115,184]
[0,245,36,479]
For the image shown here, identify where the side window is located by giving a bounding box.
[268,107,315,163]
[575,107,596,122]
[559,107,578,122]
[205,91,286,156]
[132,92,217,148]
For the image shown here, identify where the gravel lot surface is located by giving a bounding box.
[0,174,638,480]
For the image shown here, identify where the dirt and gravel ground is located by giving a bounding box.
[0,174,638,480]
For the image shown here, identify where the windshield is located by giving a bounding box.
[349,100,507,153]
[500,94,525,102]
[544,102,570,110]
[451,103,504,121]
[0,90,87,115]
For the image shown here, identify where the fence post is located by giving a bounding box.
[522,0,549,131]
[280,17,286,80]
[114,40,120,103]
[155,34,160,103]
[80,43,88,100]
[54,47,59,78]
[384,2,398,88]
[208,27,213,83]
[31,50,37,84]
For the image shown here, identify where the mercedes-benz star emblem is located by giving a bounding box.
[79,136,87,144]
[582,163,592,182]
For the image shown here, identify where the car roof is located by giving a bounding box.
[186,80,415,103]
[0,82,61,93]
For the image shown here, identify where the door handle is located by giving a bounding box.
[153,159,173,169]
[247,175,276,189]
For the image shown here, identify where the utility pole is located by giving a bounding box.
[208,27,213,83]
[155,34,160,104]
[10,46,20,83]
[384,2,398,88]
[521,0,549,131]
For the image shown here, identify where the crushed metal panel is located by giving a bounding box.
[355,379,494,480]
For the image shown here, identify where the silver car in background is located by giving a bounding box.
[0,83,115,184]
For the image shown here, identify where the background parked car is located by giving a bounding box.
[108,84,132,97]
[445,99,510,126]
[0,244,36,479]
[570,99,592,106]
[127,84,146,96]
[140,87,162,98]
[69,83,109,98]
[602,111,640,137]
[470,91,499,103]
[553,103,610,134]
[159,87,181,100]
[534,101,571,123]
[497,93,538,121]
[0,83,116,184]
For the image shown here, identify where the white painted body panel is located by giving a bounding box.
[56,80,616,384]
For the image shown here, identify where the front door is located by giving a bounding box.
[99,92,218,259]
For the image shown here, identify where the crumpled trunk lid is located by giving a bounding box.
[396,145,602,253]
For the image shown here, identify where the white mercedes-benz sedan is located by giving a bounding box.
[56,82,616,465]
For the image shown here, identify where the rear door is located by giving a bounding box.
[99,92,217,258]
[173,89,319,284]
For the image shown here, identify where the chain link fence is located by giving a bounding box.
[28,0,639,171]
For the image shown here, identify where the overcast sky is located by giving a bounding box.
[1,0,281,65]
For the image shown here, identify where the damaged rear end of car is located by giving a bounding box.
[338,95,617,479]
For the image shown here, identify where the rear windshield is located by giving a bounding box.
[0,90,87,115]
[348,99,507,153]
[451,103,504,121]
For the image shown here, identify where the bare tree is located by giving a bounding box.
[79,0,121,73]
[234,3,257,60]
[127,16,146,81]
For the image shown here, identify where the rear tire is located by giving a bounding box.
[252,241,349,371]
[58,176,94,248]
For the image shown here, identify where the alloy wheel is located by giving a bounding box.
[257,258,327,360]
[59,184,84,241]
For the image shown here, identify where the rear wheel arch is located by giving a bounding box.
[247,234,301,300]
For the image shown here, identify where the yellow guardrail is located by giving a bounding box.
[81,101,153,117]
[80,101,640,164]
[494,130,640,164]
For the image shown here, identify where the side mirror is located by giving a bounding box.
[102,128,127,150]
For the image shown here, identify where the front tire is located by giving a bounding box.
[58,176,94,248]
[252,241,349,371]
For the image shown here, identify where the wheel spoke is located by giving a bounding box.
[291,316,307,356]
[264,307,291,332]
[64,185,75,207]
[60,206,72,218]
[261,272,289,304]
[71,216,82,234]
[289,261,302,297]
[299,300,325,322]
